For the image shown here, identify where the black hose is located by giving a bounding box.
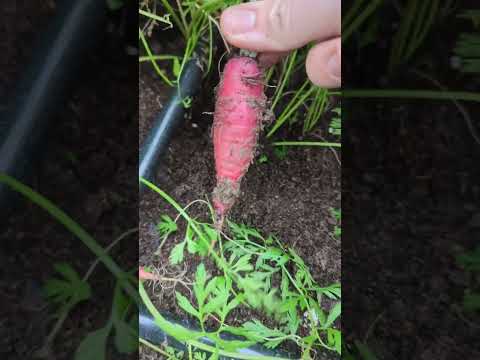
[139,59,203,190]
[139,305,295,359]
[0,0,107,210]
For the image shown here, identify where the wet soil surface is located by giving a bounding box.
[139,59,341,358]
[1,2,137,359]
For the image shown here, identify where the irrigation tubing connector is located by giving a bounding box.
[139,59,203,191]
[0,0,107,210]
[139,305,295,360]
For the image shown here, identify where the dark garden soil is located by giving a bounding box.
[344,99,480,360]
[342,4,480,359]
[1,1,137,359]
[139,46,341,359]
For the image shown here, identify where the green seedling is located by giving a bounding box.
[258,154,269,164]
[44,263,91,313]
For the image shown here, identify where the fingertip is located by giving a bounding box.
[306,38,341,88]
[220,3,264,51]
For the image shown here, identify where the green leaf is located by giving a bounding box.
[187,239,198,254]
[219,295,242,319]
[295,269,307,286]
[203,224,218,243]
[54,263,80,282]
[170,241,186,265]
[195,226,214,256]
[289,248,306,267]
[273,145,288,160]
[262,289,283,315]
[111,282,131,322]
[286,308,300,334]
[264,338,284,349]
[194,352,207,360]
[241,320,286,342]
[207,352,219,360]
[309,298,326,326]
[193,264,208,306]
[44,263,91,306]
[280,272,290,301]
[327,328,342,354]
[156,215,177,237]
[232,254,253,273]
[114,320,137,354]
[195,263,207,287]
[238,276,265,306]
[258,154,269,163]
[204,294,229,315]
[463,292,480,312]
[186,225,198,254]
[317,283,341,299]
[75,324,111,360]
[228,222,263,240]
[176,292,199,318]
[279,297,298,315]
[324,302,341,329]
[203,278,217,299]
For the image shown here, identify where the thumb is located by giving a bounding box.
[220,0,341,52]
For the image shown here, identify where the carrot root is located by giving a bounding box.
[212,56,266,228]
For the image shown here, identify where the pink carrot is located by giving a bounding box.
[212,56,266,228]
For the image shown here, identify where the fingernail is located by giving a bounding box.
[223,9,256,34]
[327,53,341,80]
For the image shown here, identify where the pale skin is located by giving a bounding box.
[220,0,341,88]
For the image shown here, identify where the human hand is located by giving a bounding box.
[220,0,341,88]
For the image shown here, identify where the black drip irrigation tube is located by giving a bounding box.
[139,58,203,191]
[0,0,107,210]
[139,306,295,360]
